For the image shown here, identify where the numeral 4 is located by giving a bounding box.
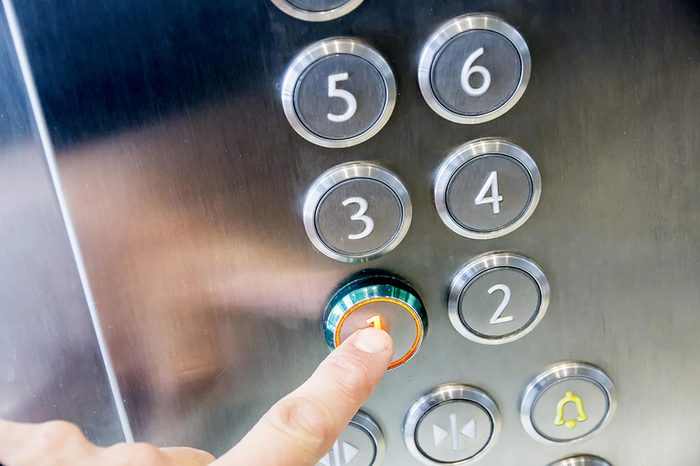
[474,171,503,214]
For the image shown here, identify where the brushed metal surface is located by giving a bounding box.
[8,0,700,464]
[0,3,124,445]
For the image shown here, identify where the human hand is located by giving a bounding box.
[0,327,393,466]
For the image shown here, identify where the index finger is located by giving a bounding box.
[0,419,36,454]
[214,327,393,466]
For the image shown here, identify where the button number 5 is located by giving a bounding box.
[327,73,357,123]
[342,197,374,240]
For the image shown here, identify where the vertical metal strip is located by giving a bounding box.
[2,0,134,442]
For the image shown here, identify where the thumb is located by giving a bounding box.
[213,327,393,466]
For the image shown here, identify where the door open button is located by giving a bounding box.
[317,411,384,466]
[323,272,427,370]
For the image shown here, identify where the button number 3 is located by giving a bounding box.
[488,284,514,325]
[342,197,374,240]
[327,73,357,123]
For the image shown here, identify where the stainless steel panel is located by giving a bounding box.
[9,0,700,464]
[0,2,125,445]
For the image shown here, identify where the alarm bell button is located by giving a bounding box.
[323,273,427,370]
[520,362,616,444]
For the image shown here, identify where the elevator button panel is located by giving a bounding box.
[271,0,365,22]
[418,14,531,124]
[282,38,396,147]
[318,411,385,466]
[521,362,616,444]
[449,253,550,345]
[404,384,500,465]
[549,456,612,466]
[323,273,426,370]
[304,162,411,262]
[435,139,541,239]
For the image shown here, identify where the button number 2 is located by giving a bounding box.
[342,197,374,240]
[488,284,514,324]
[327,73,357,123]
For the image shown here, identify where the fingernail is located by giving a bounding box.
[351,328,392,354]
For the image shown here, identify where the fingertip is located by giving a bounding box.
[161,446,216,464]
[347,328,394,355]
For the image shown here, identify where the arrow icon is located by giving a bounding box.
[460,419,476,441]
[318,441,360,466]
[433,424,449,446]
[343,442,359,463]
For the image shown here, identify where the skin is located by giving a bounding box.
[0,327,394,466]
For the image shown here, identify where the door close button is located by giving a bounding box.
[404,384,500,465]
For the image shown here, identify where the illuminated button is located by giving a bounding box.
[317,412,385,466]
[271,0,365,22]
[404,384,500,465]
[323,273,427,370]
[282,38,396,147]
[449,252,550,345]
[303,162,411,263]
[548,456,612,466]
[521,362,616,444]
[434,139,541,239]
[418,14,531,124]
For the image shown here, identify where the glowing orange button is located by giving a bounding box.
[334,297,424,370]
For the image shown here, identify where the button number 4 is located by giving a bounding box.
[474,171,503,214]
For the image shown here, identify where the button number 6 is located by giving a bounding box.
[461,47,491,97]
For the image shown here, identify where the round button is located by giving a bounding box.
[521,362,616,444]
[418,14,531,124]
[323,273,427,370]
[282,38,396,147]
[548,456,612,466]
[404,384,500,465]
[434,139,541,239]
[303,162,411,262]
[317,411,385,466]
[271,0,364,22]
[448,252,550,345]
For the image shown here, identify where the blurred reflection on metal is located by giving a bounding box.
[2,0,700,464]
[0,2,124,445]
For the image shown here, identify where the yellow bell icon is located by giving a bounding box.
[554,391,588,429]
